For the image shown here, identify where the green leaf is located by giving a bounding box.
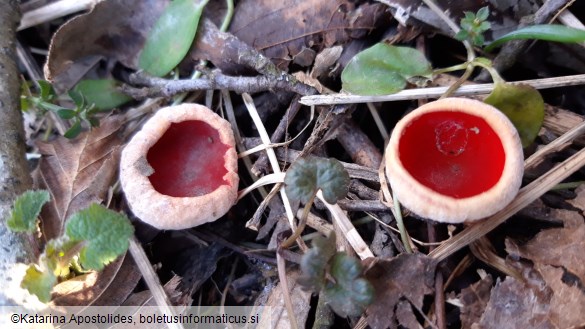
[68,89,85,108]
[485,24,585,52]
[21,264,57,303]
[341,43,432,96]
[39,102,68,113]
[139,0,210,77]
[64,119,83,139]
[322,253,374,317]
[476,6,490,21]
[484,82,544,147]
[65,204,134,270]
[57,109,77,120]
[285,157,350,204]
[37,80,55,101]
[6,190,50,232]
[298,232,337,291]
[74,79,132,110]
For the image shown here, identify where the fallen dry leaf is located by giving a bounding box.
[458,274,493,329]
[365,253,436,329]
[34,115,123,240]
[256,270,311,329]
[538,264,585,328]
[44,0,169,83]
[506,210,585,283]
[473,276,552,329]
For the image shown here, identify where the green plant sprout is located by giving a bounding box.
[6,190,134,302]
[455,6,491,46]
[298,232,374,317]
[281,158,374,317]
[21,80,122,139]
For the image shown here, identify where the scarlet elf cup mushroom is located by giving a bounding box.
[385,98,524,223]
[120,104,238,230]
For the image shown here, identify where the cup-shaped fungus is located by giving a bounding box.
[120,103,238,230]
[385,98,524,223]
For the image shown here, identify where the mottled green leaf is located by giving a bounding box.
[341,43,432,95]
[323,253,374,317]
[37,80,55,101]
[65,204,133,270]
[21,264,57,303]
[139,0,209,76]
[484,82,544,147]
[74,79,132,110]
[485,25,585,52]
[285,158,350,204]
[6,190,50,232]
[298,232,337,291]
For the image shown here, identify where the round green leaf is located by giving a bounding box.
[323,253,374,317]
[138,0,209,77]
[484,82,544,147]
[21,264,57,303]
[298,232,337,291]
[284,158,350,204]
[74,79,132,110]
[65,204,134,270]
[341,43,432,96]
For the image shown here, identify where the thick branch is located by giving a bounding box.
[0,1,36,305]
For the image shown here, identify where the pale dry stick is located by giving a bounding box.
[366,103,389,141]
[222,91,268,200]
[316,190,374,259]
[429,145,585,261]
[300,74,585,106]
[19,0,98,31]
[276,252,299,329]
[128,236,183,329]
[241,93,296,228]
[525,119,585,170]
[237,172,285,201]
[556,4,585,47]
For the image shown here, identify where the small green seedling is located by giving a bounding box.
[281,157,350,247]
[21,80,116,139]
[455,6,491,46]
[5,190,134,302]
[298,232,374,317]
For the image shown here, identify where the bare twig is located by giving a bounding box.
[123,70,316,99]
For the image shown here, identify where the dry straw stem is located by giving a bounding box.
[129,236,183,329]
[429,122,585,261]
[316,191,374,260]
[19,0,98,31]
[299,74,585,106]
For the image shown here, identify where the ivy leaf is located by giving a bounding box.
[139,0,209,77]
[298,232,337,291]
[323,253,374,317]
[21,263,57,303]
[485,24,585,52]
[74,79,132,110]
[65,204,134,270]
[341,43,432,96]
[6,190,50,232]
[484,82,544,147]
[285,157,350,204]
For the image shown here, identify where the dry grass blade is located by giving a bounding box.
[35,116,122,240]
[429,145,585,261]
[299,74,585,106]
[525,119,585,170]
[317,191,374,259]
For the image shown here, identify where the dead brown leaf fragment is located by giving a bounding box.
[34,116,123,240]
[507,210,585,284]
[44,0,169,82]
[365,253,436,329]
[458,274,493,329]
